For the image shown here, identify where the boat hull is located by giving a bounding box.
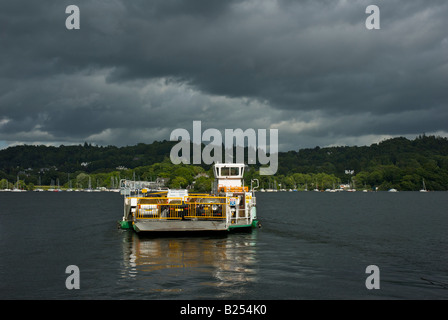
[121,219,260,233]
[133,219,228,232]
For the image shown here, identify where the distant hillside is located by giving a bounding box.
[0,141,177,173]
[1,135,447,191]
[279,135,448,176]
[276,135,448,191]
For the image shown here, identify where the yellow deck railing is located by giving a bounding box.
[134,196,227,220]
[217,185,248,192]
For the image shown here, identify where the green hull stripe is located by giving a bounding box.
[228,219,259,230]
[228,224,252,229]
[119,220,133,229]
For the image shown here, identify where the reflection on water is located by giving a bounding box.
[120,231,259,298]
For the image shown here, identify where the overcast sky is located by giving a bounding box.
[0,0,447,151]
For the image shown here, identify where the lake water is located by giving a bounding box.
[0,191,447,300]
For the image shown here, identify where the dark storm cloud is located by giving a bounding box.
[0,0,447,150]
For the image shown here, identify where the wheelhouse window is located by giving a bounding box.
[219,167,240,176]
[214,165,245,177]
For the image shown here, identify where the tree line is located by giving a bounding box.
[0,135,447,191]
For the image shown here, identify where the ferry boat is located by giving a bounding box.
[118,163,259,233]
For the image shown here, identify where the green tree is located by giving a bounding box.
[0,178,13,189]
[169,176,188,189]
[76,173,90,189]
[193,176,213,192]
